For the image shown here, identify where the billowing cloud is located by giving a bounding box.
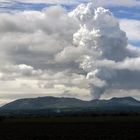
[68,2,140,99]
[91,0,140,7]
[0,0,140,7]
[0,5,92,105]
[0,0,140,14]
[120,19,140,42]
[0,0,87,5]
[0,2,140,105]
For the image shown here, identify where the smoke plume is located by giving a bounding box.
[70,3,130,99]
[0,2,140,104]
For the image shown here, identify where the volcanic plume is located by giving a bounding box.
[70,3,130,99]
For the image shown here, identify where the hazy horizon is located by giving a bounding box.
[0,0,140,105]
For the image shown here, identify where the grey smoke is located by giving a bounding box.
[69,2,140,99]
[0,2,140,104]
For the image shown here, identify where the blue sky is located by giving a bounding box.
[0,1,139,20]
[0,0,140,105]
[0,0,139,47]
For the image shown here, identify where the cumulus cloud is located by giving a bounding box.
[69,2,140,99]
[92,0,140,7]
[0,5,87,103]
[0,2,140,104]
[0,6,79,69]
[1,0,140,7]
[120,19,140,42]
[0,0,140,14]
[0,0,88,10]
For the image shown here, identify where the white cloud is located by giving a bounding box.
[0,0,140,9]
[120,19,140,42]
[0,3,140,105]
[102,89,140,100]
[69,3,140,99]
[0,0,88,5]
[92,0,140,7]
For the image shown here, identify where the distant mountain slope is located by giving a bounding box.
[0,97,88,110]
[109,97,140,106]
[1,96,140,110]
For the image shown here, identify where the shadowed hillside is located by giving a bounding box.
[1,96,140,117]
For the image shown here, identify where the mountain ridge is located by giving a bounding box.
[1,96,140,110]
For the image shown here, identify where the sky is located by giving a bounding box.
[0,0,139,105]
